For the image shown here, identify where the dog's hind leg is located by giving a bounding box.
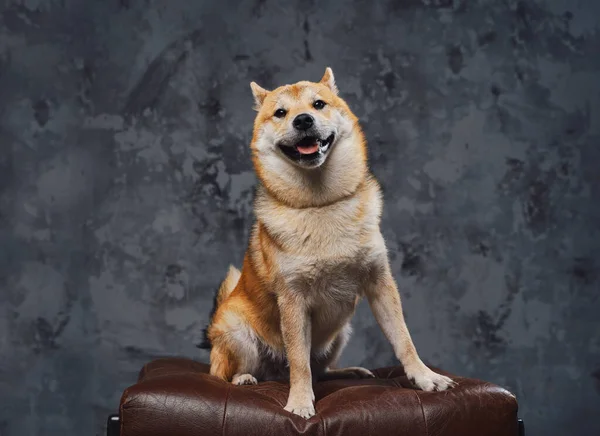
[231,373,258,385]
[210,338,261,385]
[314,323,375,381]
[209,342,238,381]
[321,365,375,380]
[209,315,261,385]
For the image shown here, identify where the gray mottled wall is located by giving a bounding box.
[0,0,599,435]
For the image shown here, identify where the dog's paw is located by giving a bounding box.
[345,366,376,378]
[284,403,315,419]
[328,366,375,379]
[232,373,258,386]
[407,367,456,392]
[284,391,316,419]
[320,366,376,381]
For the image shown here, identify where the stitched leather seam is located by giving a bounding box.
[413,391,429,436]
[221,384,231,436]
[319,406,327,436]
[119,387,128,436]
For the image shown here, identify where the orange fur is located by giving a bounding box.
[205,68,455,418]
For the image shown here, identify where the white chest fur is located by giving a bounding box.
[255,182,386,350]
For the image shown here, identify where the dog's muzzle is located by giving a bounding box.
[277,133,335,165]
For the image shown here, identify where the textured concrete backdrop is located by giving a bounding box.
[1,0,599,435]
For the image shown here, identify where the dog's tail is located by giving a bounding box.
[197,265,241,350]
[216,265,241,306]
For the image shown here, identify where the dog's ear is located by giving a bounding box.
[319,67,338,95]
[250,82,269,110]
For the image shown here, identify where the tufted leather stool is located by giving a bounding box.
[108,357,523,436]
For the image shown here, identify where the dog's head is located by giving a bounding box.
[250,68,365,168]
[249,69,367,206]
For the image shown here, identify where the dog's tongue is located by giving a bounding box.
[296,141,319,155]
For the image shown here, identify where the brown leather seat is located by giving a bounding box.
[119,357,519,436]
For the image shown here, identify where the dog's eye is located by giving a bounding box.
[313,100,326,110]
[274,109,287,118]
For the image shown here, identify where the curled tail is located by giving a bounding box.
[215,265,241,306]
[197,265,241,350]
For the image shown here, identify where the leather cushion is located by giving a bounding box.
[119,357,518,436]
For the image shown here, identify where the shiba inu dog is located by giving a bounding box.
[199,68,455,419]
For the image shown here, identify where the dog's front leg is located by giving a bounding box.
[366,261,456,391]
[278,293,315,418]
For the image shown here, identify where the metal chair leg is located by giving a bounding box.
[107,414,120,436]
[518,418,525,436]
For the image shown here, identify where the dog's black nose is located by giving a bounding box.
[293,113,314,131]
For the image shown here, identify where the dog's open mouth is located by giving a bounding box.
[278,134,335,162]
